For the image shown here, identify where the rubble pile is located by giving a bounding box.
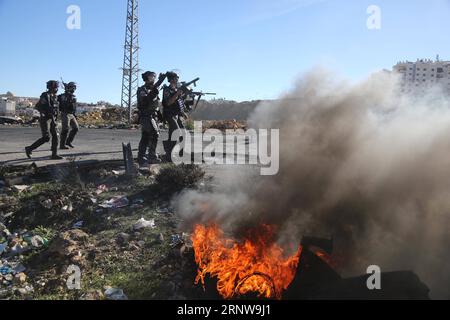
[202,120,247,132]
[77,108,137,129]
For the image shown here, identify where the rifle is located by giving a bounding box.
[153,72,168,90]
[188,92,217,111]
[178,77,200,94]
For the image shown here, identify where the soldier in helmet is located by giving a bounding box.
[25,81,63,160]
[58,82,79,149]
[136,71,166,166]
[162,72,188,161]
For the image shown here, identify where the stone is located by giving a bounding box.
[30,235,45,248]
[14,272,27,284]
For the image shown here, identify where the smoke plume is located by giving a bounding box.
[174,68,450,299]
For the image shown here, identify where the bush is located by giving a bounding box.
[155,164,205,195]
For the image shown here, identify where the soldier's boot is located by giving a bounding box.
[51,149,64,160]
[66,128,78,148]
[147,136,161,164]
[60,131,69,150]
[25,146,32,159]
[26,137,49,158]
[162,140,177,163]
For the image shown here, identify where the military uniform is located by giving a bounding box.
[26,88,60,159]
[58,91,79,149]
[137,84,161,163]
[162,84,186,158]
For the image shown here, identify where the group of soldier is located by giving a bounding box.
[25,80,79,160]
[25,70,194,166]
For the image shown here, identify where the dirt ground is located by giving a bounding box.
[0,161,210,300]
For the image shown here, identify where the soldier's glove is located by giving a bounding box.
[158,73,167,82]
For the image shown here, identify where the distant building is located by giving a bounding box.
[0,99,16,116]
[393,56,450,93]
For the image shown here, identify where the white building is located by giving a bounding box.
[393,56,450,93]
[0,99,16,116]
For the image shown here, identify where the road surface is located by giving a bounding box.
[0,126,262,179]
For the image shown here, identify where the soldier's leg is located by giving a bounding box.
[164,116,180,157]
[60,113,69,149]
[27,118,51,152]
[138,116,151,164]
[50,120,61,159]
[66,115,79,147]
[147,117,160,162]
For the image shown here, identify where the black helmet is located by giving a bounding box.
[46,80,59,90]
[142,71,156,82]
[66,82,77,91]
[166,71,179,81]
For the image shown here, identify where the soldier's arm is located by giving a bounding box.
[39,93,51,116]
[166,89,183,107]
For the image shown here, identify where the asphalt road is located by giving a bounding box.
[0,126,151,167]
[0,126,261,179]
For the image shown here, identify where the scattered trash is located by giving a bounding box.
[13,263,26,274]
[12,185,30,193]
[41,199,53,209]
[0,265,12,275]
[62,203,73,213]
[73,221,84,229]
[104,287,128,300]
[0,242,7,255]
[157,207,170,214]
[10,243,30,256]
[133,218,155,231]
[90,198,98,204]
[112,170,122,176]
[30,235,45,248]
[170,234,184,248]
[130,198,144,209]
[95,184,109,195]
[99,196,129,209]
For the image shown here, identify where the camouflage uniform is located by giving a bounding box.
[137,84,161,163]
[26,91,59,157]
[162,85,186,158]
[58,91,79,148]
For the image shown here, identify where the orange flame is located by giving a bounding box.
[192,224,301,299]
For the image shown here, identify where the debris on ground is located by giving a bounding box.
[95,184,108,195]
[104,287,128,300]
[202,120,247,132]
[0,161,207,300]
[133,218,155,231]
[12,185,30,193]
[99,196,129,209]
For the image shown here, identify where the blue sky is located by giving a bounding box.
[0,0,449,103]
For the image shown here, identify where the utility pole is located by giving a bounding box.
[120,0,140,124]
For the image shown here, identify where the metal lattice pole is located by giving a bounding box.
[120,0,139,124]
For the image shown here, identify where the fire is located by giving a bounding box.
[192,224,301,299]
